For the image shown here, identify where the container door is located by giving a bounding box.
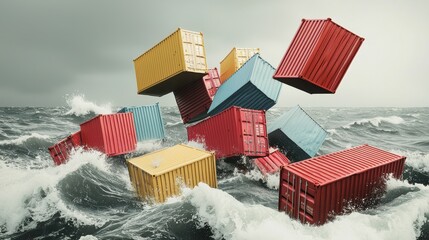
[279,170,297,218]
[297,178,316,224]
[240,110,267,156]
[181,30,206,72]
[204,69,220,98]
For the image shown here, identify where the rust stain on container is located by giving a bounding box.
[80,113,137,156]
[278,145,406,225]
[274,18,364,94]
[173,68,220,123]
[127,144,217,203]
[134,28,208,96]
[187,106,269,159]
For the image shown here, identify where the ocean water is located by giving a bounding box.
[0,97,428,240]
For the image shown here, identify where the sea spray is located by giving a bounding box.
[65,94,112,116]
[186,180,429,240]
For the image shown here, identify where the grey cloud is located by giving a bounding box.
[0,0,428,107]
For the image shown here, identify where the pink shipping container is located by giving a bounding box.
[174,68,221,123]
[279,144,406,225]
[254,148,290,176]
[48,131,82,165]
[274,18,364,94]
[80,113,137,156]
[187,106,269,159]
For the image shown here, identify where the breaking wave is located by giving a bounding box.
[65,94,112,116]
[344,116,405,129]
[186,180,429,240]
[0,133,50,146]
[394,149,429,173]
[0,148,111,234]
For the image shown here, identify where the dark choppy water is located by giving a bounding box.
[1,100,428,240]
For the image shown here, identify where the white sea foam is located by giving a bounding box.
[393,149,429,173]
[65,94,112,116]
[344,116,405,129]
[243,169,280,190]
[135,141,163,154]
[0,133,50,146]
[185,180,429,240]
[0,148,110,234]
[165,121,182,127]
[186,140,207,151]
[79,236,98,240]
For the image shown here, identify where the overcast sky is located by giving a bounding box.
[0,0,428,107]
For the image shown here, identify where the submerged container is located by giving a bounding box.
[173,68,220,123]
[254,147,290,176]
[208,54,282,116]
[220,47,260,83]
[48,131,82,165]
[279,144,406,225]
[187,106,268,159]
[126,144,217,203]
[118,103,165,142]
[134,28,208,96]
[80,113,137,156]
[273,18,364,94]
[268,105,327,162]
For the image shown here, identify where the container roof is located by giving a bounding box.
[127,144,213,176]
[285,144,406,186]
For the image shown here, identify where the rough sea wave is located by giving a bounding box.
[0,97,428,239]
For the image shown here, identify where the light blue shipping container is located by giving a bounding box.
[268,105,327,162]
[208,54,282,116]
[118,103,165,142]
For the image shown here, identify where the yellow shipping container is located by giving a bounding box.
[219,47,260,83]
[126,144,217,203]
[134,28,208,96]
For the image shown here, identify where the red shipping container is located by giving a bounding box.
[80,113,137,156]
[174,68,220,123]
[279,144,406,225]
[254,148,290,176]
[48,131,82,165]
[274,18,364,94]
[187,106,268,159]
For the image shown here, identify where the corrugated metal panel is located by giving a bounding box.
[208,54,282,116]
[48,131,82,165]
[273,18,364,94]
[279,145,406,225]
[134,28,208,96]
[268,105,327,162]
[173,68,220,123]
[187,106,269,159]
[80,113,137,156]
[220,47,260,83]
[127,144,217,203]
[118,103,165,141]
[254,147,290,176]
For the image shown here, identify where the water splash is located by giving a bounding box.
[0,148,110,234]
[186,180,429,240]
[65,94,112,116]
[393,149,429,173]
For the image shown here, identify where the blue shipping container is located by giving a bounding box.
[268,105,327,162]
[208,54,282,116]
[118,103,165,142]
